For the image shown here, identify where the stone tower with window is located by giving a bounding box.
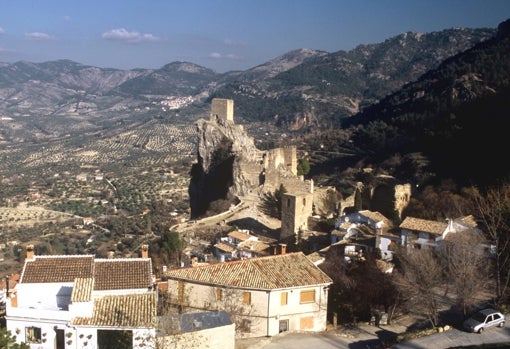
[280,191,314,241]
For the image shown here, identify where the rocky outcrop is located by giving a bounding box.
[188,101,309,219]
[189,115,264,219]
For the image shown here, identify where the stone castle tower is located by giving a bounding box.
[210,98,234,122]
[280,191,314,241]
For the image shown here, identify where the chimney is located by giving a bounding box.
[10,291,17,307]
[279,243,287,255]
[26,244,35,260]
[141,244,149,258]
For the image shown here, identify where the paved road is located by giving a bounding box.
[237,323,510,349]
[393,325,510,349]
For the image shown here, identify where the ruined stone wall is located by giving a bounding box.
[338,180,411,220]
[283,146,297,176]
[262,146,297,176]
[394,183,412,218]
[238,160,265,189]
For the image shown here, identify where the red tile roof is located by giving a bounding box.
[399,216,448,235]
[94,259,153,290]
[21,256,95,283]
[164,252,332,290]
[19,255,153,291]
[72,292,157,328]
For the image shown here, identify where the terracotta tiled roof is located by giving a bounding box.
[72,292,157,328]
[228,230,251,241]
[457,215,478,228]
[164,252,332,290]
[214,242,235,253]
[71,278,94,302]
[399,216,448,235]
[237,240,270,253]
[21,256,95,283]
[359,210,394,228]
[20,256,153,291]
[93,259,153,291]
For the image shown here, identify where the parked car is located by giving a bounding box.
[463,308,506,333]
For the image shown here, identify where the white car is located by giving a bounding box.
[463,308,506,333]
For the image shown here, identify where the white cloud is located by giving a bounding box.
[63,15,72,22]
[25,32,54,40]
[209,52,241,60]
[226,53,241,60]
[101,28,160,43]
[0,27,4,34]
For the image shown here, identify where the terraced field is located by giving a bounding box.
[0,120,198,176]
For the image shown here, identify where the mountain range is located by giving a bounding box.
[0,19,509,189]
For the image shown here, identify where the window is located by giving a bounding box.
[216,288,223,301]
[300,316,314,330]
[178,281,185,303]
[280,292,288,306]
[241,319,251,333]
[243,291,251,305]
[300,290,315,304]
[26,326,42,343]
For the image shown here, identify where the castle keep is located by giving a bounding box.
[210,98,234,122]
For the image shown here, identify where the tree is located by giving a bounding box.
[0,328,29,349]
[259,184,287,219]
[470,182,510,304]
[296,157,310,177]
[161,231,184,266]
[393,248,444,328]
[439,229,490,315]
[319,248,398,325]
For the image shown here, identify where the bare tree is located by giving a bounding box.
[214,287,255,336]
[470,183,510,304]
[393,248,444,328]
[439,229,490,315]
[319,248,398,325]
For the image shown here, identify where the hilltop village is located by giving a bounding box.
[0,99,494,349]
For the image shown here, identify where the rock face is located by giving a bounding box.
[188,99,306,219]
[189,115,259,218]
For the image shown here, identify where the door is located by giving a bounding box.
[279,319,289,333]
[55,329,65,349]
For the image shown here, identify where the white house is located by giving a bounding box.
[332,210,399,261]
[214,230,273,261]
[5,245,157,349]
[399,215,483,250]
[163,251,333,339]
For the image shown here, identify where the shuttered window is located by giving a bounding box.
[281,292,288,305]
[216,288,223,301]
[300,289,315,303]
[178,281,184,303]
[243,291,251,305]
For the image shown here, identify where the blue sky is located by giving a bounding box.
[0,0,509,73]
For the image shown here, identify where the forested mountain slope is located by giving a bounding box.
[338,19,510,189]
